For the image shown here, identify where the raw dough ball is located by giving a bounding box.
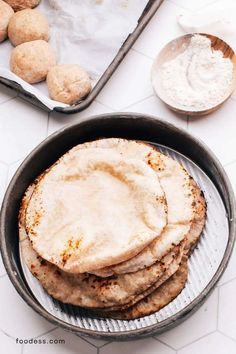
[0,0,14,42]
[4,0,41,11]
[47,64,92,104]
[8,9,49,46]
[10,40,56,83]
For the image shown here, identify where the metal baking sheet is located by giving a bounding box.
[0,0,164,114]
[19,143,228,334]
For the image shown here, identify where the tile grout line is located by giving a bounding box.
[175,329,217,351]
[153,336,177,351]
[217,329,236,343]
[46,112,50,137]
[76,335,100,349]
[132,47,154,61]
[217,276,236,288]
[0,273,7,279]
[0,160,8,166]
[8,157,25,167]
[120,94,155,111]
[99,340,113,348]
[0,95,18,107]
[223,159,236,168]
[33,326,58,340]
[129,47,153,62]
[21,343,24,354]
[94,99,117,112]
[0,327,16,341]
[95,98,118,112]
[4,164,10,191]
[216,286,220,330]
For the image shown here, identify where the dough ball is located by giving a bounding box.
[4,0,41,11]
[47,64,92,104]
[10,40,56,83]
[0,0,14,42]
[8,9,49,46]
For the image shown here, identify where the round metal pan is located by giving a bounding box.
[0,113,235,340]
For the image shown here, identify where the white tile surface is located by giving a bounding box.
[168,0,218,11]
[96,50,153,110]
[188,98,236,165]
[157,290,218,349]
[123,95,187,129]
[218,162,236,285]
[79,335,110,348]
[192,0,236,53]
[0,98,48,164]
[218,278,236,340]
[0,330,22,354]
[100,338,175,354]
[225,161,236,191]
[0,84,17,104]
[133,1,191,59]
[218,244,236,286]
[48,100,113,135]
[0,1,235,353]
[178,332,236,354]
[0,256,6,277]
[0,162,8,205]
[7,159,24,185]
[0,276,55,338]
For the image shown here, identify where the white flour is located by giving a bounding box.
[161,34,234,110]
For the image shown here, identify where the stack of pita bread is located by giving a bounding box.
[19,138,206,319]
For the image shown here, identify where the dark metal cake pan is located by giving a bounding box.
[0,113,235,340]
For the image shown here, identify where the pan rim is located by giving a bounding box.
[1,112,235,339]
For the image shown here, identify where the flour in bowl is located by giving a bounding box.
[161,34,234,110]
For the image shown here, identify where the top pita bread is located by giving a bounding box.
[77,139,196,276]
[20,183,183,309]
[25,145,167,273]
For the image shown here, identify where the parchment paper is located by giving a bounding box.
[0,0,149,109]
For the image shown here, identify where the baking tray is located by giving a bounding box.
[1,113,235,340]
[0,0,164,114]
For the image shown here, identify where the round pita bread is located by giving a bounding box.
[96,251,183,312]
[78,139,198,276]
[184,177,206,254]
[25,146,167,273]
[101,256,188,319]
[19,183,180,309]
[20,232,181,309]
[93,224,189,277]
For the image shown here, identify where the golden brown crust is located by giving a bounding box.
[94,241,185,312]
[184,178,206,254]
[24,143,168,273]
[8,9,49,46]
[47,64,92,104]
[10,40,56,83]
[5,0,41,11]
[0,0,14,42]
[99,256,188,319]
[20,183,179,309]
[18,138,206,318]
